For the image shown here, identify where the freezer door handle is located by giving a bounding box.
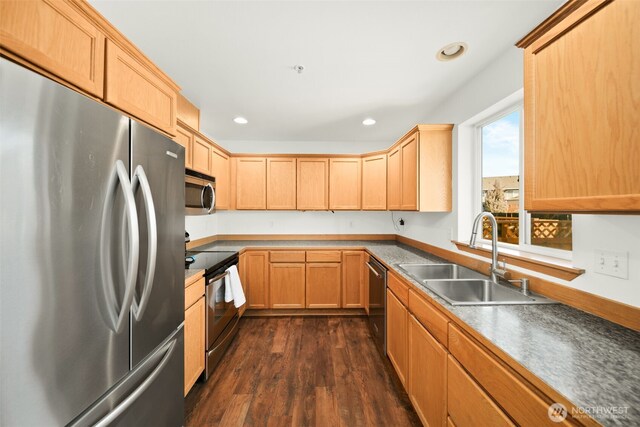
[93,336,178,427]
[99,160,139,333]
[131,165,157,321]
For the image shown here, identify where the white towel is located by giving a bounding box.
[224,265,246,308]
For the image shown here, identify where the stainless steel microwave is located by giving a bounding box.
[185,170,215,215]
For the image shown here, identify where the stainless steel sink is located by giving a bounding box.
[422,279,558,306]
[396,263,485,281]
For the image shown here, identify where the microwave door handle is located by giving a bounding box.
[130,165,157,321]
[99,160,139,333]
[207,185,215,213]
[201,183,214,213]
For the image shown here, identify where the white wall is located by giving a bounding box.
[186,214,219,241]
[215,210,396,235]
[191,46,640,308]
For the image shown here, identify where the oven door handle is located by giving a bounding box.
[208,270,230,284]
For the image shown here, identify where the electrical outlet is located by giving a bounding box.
[594,250,628,279]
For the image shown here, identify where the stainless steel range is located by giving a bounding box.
[186,250,240,379]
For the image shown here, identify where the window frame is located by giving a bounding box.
[473,101,573,260]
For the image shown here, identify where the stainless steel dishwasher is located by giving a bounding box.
[367,257,387,355]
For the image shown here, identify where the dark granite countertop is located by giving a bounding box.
[193,240,640,426]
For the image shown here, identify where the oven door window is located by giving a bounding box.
[206,272,236,348]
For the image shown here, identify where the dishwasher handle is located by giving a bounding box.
[366,261,381,278]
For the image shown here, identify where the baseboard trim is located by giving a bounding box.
[243,308,366,317]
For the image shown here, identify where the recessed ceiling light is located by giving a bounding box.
[436,42,468,61]
[233,117,248,124]
[362,118,376,126]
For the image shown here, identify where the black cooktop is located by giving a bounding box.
[186,250,238,276]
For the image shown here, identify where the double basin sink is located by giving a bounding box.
[396,263,557,306]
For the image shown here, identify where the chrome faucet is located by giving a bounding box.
[469,212,509,283]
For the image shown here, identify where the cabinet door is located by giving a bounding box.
[297,158,329,210]
[448,356,514,427]
[408,314,447,427]
[238,253,247,316]
[329,158,361,210]
[342,251,364,308]
[306,263,341,308]
[362,154,387,210]
[104,40,177,136]
[211,148,230,210]
[400,134,418,210]
[191,135,212,175]
[267,158,297,210]
[270,263,306,309]
[184,296,205,396]
[174,124,193,169]
[387,148,401,210]
[386,289,408,388]
[245,251,269,309]
[523,0,640,211]
[236,158,267,210]
[0,0,106,97]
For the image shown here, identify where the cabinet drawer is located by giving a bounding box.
[104,40,177,135]
[270,251,306,263]
[387,272,409,306]
[185,277,205,310]
[0,0,106,97]
[306,250,341,263]
[448,355,514,427]
[449,324,575,426]
[409,289,448,347]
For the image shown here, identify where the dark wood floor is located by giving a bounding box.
[185,316,421,427]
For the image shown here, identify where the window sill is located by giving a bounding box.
[452,240,584,281]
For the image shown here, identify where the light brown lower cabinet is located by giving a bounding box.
[306,263,341,308]
[270,263,306,308]
[184,296,205,396]
[342,251,364,308]
[448,355,514,427]
[386,288,408,388]
[245,251,269,309]
[408,314,447,427]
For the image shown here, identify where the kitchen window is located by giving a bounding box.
[477,105,573,257]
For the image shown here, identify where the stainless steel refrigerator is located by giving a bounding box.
[0,58,185,426]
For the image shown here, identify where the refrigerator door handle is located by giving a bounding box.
[100,160,140,333]
[92,337,178,427]
[130,165,157,321]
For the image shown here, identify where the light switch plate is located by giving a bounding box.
[594,250,628,279]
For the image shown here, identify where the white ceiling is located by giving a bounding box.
[91,0,561,144]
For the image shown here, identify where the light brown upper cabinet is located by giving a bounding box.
[387,125,453,212]
[517,0,640,212]
[329,158,361,210]
[104,41,177,136]
[0,0,106,97]
[177,94,200,131]
[236,158,267,210]
[387,147,402,210]
[362,154,387,210]
[211,147,230,210]
[174,123,193,169]
[297,158,329,210]
[267,158,297,210]
[191,135,212,175]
